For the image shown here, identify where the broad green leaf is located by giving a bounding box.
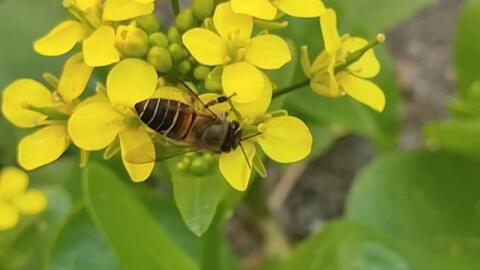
[425,120,480,159]
[346,150,480,269]
[454,0,480,96]
[137,186,240,270]
[170,159,231,236]
[330,0,435,36]
[0,0,66,86]
[284,220,411,270]
[48,206,120,270]
[83,162,199,270]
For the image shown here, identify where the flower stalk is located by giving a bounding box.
[171,0,180,15]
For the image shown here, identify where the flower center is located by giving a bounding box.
[224,31,250,64]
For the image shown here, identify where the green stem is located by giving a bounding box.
[200,207,223,270]
[171,0,180,15]
[273,80,310,99]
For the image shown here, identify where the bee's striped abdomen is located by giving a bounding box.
[135,99,195,141]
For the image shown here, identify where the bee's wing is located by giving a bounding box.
[161,78,218,117]
[124,134,197,164]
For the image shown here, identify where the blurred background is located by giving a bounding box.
[1,0,479,269]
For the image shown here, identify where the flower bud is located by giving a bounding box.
[136,14,161,34]
[193,65,211,80]
[115,22,149,58]
[189,156,210,176]
[148,47,173,73]
[177,60,192,75]
[167,27,181,43]
[169,43,185,62]
[192,0,214,21]
[149,32,169,48]
[175,9,196,33]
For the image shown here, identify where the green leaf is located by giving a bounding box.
[346,150,480,269]
[48,206,120,270]
[170,159,231,236]
[83,162,199,270]
[331,0,435,36]
[284,220,411,270]
[454,0,480,96]
[0,0,67,86]
[425,120,480,158]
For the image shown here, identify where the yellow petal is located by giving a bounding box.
[233,73,272,119]
[0,167,28,200]
[311,51,329,74]
[74,0,100,11]
[311,53,341,97]
[320,9,341,54]
[230,0,277,20]
[135,0,154,3]
[276,0,325,18]
[214,2,253,42]
[119,129,155,182]
[0,201,19,231]
[107,59,157,106]
[18,125,69,170]
[83,26,120,67]
[338,73,386,112]
[34,20,86,56]
[58,53,93,103]
[343,37,380,78]
[222,62,264,103]
[103,0,154,21]
[182,28,227,66]
[219,142,255,191]
[68,102,123,150]
[1,79,54,128]
[257,116,312,163]
[14,190,47,215]
[245,34,291,69]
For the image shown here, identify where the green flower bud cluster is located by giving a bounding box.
[175,153,215,176]
[146,21,199,77]
[141,2,220,89]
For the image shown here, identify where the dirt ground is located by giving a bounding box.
[226,0,465,264]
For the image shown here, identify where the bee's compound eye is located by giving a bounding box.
[232,121,240,132]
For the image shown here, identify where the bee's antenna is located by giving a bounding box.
[239,143,251,169]
[241,132,262,142]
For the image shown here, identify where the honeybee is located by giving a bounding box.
[126,79,249,164]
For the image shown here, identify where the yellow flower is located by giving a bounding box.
[302,9,385,112]
[1,53,92,170]
[68,59,157,182]
[231,0,325,20]
[207,79,312,191]
[34,0,154,67]
[182,2,292,103]
[0,167,47,231]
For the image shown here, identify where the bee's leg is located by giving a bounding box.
[205,93,236,108]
